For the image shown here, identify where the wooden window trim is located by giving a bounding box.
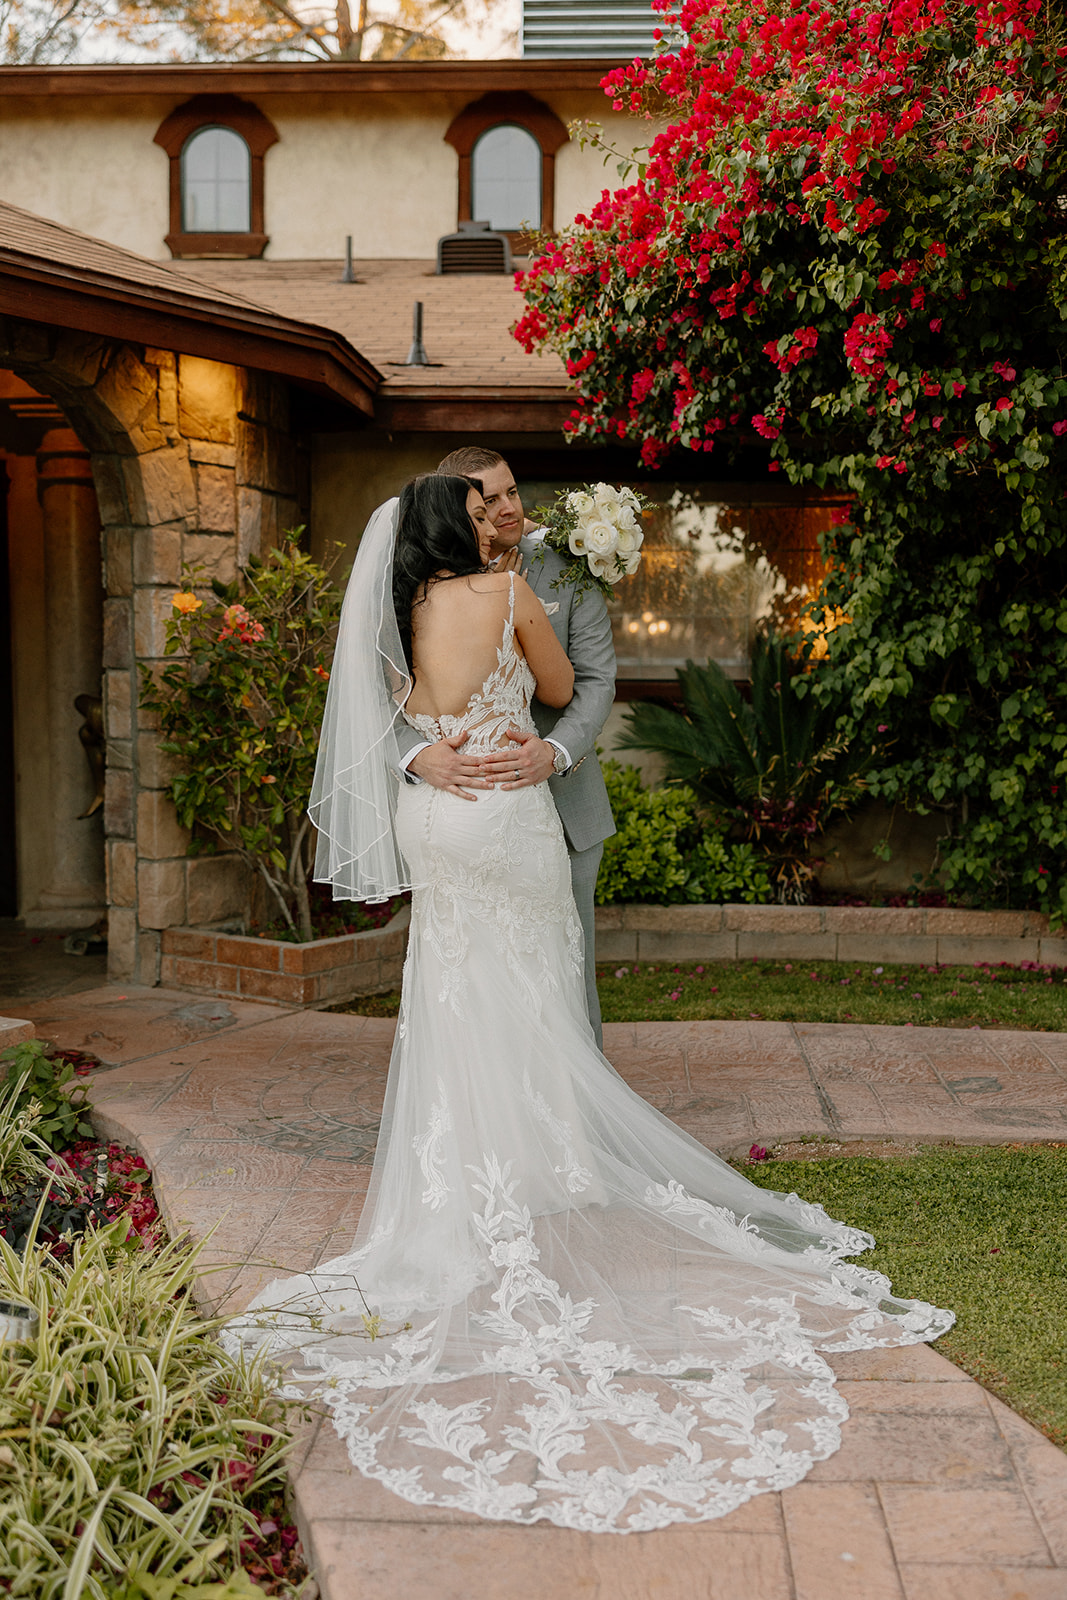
[154,95,278,259]
[444,92,568,252]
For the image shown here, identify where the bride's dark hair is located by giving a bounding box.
[392,473,485,670]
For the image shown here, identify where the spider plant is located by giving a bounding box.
[0,1215,300,1599]
[615,635,873,901]
[0,1067,68,1197]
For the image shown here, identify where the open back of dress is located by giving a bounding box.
[229,577,952,1532]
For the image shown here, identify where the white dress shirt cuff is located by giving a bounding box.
[398,741,432,781]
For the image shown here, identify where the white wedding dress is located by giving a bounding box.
[229,576,953,1533]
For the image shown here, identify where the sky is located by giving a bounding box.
[65,0,523,61]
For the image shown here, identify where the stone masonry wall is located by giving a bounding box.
[0,321,308,984]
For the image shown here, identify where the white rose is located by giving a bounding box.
[583,519,619,556]
[620,487,641,510]
[616,524,644,556]
[567,490,595,518]
[586,550,617,581]
[568,526,588,555]
[616,505,639,534]
[592,485,622,522]
[620,549,642,576]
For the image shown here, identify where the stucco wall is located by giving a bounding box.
[0,91,647,261]
[0,98,172,261]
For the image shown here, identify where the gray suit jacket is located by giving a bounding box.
[393,537,617,854]
[519,535,616,854]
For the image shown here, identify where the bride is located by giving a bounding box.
[229,474,953,1533]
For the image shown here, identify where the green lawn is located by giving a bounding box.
[598,958,1067,1030]
[738,1143,1067,1448]
[336,958,1067,1030]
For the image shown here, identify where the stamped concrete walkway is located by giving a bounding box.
[11,983,1067,1600]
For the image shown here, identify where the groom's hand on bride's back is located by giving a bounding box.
[408,732,489,800]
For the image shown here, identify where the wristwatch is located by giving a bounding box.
[551,746,571,776]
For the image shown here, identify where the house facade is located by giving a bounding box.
[0,59,858,976]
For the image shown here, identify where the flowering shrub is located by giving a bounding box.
[141,536,342,941]
[517,0,1067,918]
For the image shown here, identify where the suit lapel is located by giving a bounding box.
[519,537,568,645]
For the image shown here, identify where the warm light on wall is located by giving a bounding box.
[800,604,850,660]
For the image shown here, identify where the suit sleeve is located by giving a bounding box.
[393,716,425,768]
[540,586,617,766]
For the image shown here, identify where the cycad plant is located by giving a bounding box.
[615,635,872,902]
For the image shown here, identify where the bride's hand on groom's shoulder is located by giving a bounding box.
[409,733,489,800]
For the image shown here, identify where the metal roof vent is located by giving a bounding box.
[522,0,660,57]
[436,220,513,276]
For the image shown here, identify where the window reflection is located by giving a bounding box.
[181,126,252,233]
[519,483,836,679]
[471,125,542,232]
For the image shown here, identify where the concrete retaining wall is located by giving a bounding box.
[594,904,1066,968]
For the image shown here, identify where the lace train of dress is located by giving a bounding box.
[227,585,953,1532]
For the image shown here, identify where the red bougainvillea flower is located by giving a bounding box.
[995,397,1014,412]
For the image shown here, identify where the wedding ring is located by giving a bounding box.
[514,770,520,780]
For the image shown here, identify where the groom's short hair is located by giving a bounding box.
[436,446,506,477]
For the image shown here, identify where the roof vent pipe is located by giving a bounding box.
[340,235,358,284]
[406,301,430,367]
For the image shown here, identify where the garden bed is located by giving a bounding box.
[160,904,410,1007]
[595,902,1066,968]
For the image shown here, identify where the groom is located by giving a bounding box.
[394,446,617,1045]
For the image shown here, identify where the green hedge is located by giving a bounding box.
[596,760,773,906]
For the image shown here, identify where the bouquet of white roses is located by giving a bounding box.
[531,482,647,600]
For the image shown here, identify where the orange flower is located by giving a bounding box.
[262,775,277,784]
[172,592,202,615]
[313,665,330,681]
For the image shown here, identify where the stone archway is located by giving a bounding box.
[0,318,303,982]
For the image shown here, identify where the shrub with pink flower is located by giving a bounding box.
[142,536,343,940]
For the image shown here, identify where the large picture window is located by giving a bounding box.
[517,481,839,688]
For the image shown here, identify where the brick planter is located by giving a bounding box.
[594,903,1067,968]
[160,907,409,1007]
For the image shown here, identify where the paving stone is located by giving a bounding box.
[807,1411,1015,1486]
[8,986,1066,1600]
[898,1566,1067,1599]
[880,1487,1052,1566]
[302,1520,794,1600]
[782,1481,904,1599]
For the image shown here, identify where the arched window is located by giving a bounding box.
[181,127,251,234]
[471,125,542,233]
[155,96,278,259]
[445,93,568,249]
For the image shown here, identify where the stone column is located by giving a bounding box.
[35,427,106,920]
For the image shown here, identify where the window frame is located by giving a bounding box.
[444,92,568,252]
[154,95,278,260]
